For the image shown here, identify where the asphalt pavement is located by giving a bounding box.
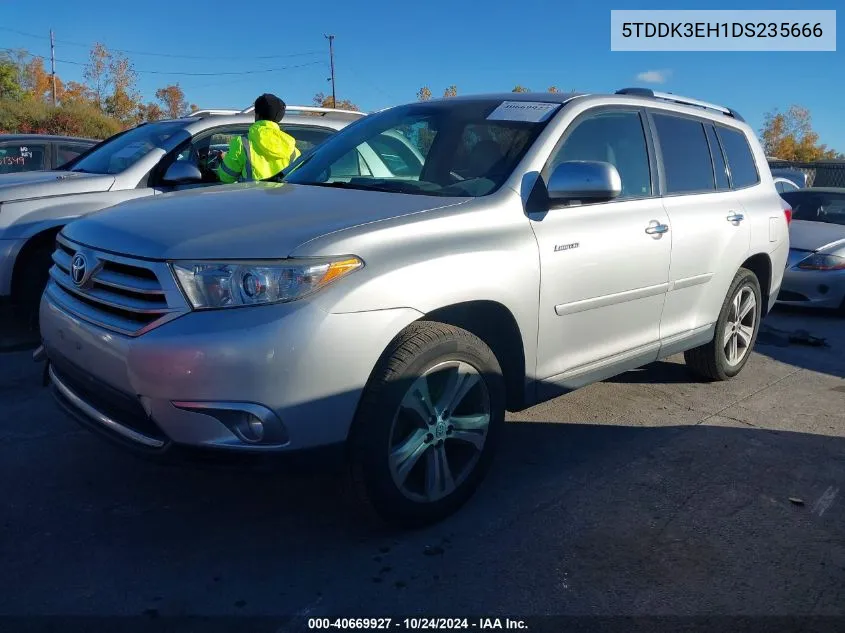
[0,307,843,628]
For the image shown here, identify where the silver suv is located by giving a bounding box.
[0,106,363,322]
[38,89,790,526]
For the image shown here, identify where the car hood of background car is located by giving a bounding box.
[61,182,470,260]
[790,220,845,252]
[0,170,115,203]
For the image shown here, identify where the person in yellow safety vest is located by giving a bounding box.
[216,93,301,183]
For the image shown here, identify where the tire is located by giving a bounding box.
[684,267,762,381]
[348,321,505,528]
[12,242,55,331]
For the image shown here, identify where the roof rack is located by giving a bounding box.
[188,109,242,117]
[239,104,365,117]
[615,88,745,122]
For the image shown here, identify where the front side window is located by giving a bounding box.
[718,126,760,189]
[70,121,188,175]
[653,113,715,194]
[0,143,47,173]
[56,143,91,168]
[284,100,554,197]
[366,132,426,178]
[171,124,338,183]
[548,110,652,199]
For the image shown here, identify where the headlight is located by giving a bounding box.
[171,256,363,309]
[797,253,845,271]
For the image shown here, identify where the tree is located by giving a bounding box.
[443,85,457,98]
[312,92,359,111]
[21,58,60,102]
[62,81,92,106]
[84,43,111,110]
[156,84,188,118]
[548,86,560,93]
[512,85,530,93]
[189,103,199,113]
[137,102,165,122]
[416,86,432,101]
[761,105,840,162]
[105,52,140,123]
[0,59,23,100]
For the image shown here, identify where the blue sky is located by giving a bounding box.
[1,0,842,149]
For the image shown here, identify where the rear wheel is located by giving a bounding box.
[349,322,505,527]
[684,268,762,381]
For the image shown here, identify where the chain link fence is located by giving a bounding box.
[768,160,845,188]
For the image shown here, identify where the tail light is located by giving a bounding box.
[784,207,793,225]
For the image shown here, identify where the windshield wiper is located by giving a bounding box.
[303,181,413,194]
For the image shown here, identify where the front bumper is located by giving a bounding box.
[777,268,845,310]
[40,283,422,457]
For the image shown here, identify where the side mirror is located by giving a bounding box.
[547,160,622,203]
[163,161,203,184]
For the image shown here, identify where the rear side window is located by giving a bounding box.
[704,126,730,190]
[652,114,714,194]
[718,127,759,188]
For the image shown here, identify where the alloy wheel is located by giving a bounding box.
[724,285,757,367]
[387,360,491,503]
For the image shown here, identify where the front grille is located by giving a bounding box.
[49,351,167,442]
[778,290,809,302]
[47,235,189,336]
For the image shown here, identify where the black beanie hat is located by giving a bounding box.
[254,93,286,122]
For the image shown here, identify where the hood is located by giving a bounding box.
[249,120,296,160]
[789,220,845,252]
[62,182,468,260]
[0,170,115,202]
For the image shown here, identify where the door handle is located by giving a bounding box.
[645,221,669,235]
[727,212,745,224]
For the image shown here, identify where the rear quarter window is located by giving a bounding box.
[718,127,760,189]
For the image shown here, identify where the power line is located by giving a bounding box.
[0,26,322,61]
[0,48,322,76]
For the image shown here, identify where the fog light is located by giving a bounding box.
[818,284,829,295]
[171,401,288,446]
[244,415,265,442]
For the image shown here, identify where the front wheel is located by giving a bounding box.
[684,268,762,381]
[349,322,505,527]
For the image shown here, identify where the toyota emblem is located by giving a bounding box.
[70,253,88,287]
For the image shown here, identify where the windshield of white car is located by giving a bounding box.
[69,121,188,175]
[282,99,559,197]
[782,191,845,226]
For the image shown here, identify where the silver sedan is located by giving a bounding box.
[778,187,845,312]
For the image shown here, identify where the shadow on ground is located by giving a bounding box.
[754,306,844,379]
[1,408,843,617]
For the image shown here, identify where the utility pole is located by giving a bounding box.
[50,29,57,107]
[324,34,336,108]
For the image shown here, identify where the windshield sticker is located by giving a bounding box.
[487,101,560,123]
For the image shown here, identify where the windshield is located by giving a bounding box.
[70,121,188,175]
[283,99,559,197]
[781,191,845,226]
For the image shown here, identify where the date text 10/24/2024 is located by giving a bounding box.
[308,618,528,630]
